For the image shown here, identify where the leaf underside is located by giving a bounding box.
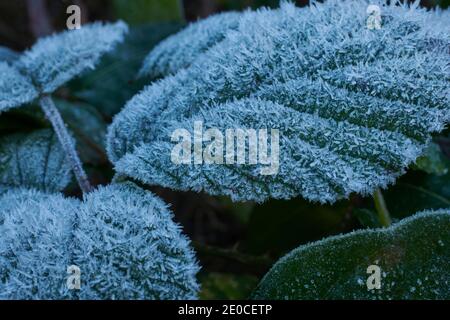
[252,210,450,300]
[107,0,450,203]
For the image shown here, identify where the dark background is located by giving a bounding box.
[1,0,449,299]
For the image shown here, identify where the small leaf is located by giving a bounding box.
[0,62,38,113]
[0,183,200,300]
[252,210,450,299]
[0,129,72,193]
[15,21,128,94]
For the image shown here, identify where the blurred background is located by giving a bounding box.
[0,0,449,299]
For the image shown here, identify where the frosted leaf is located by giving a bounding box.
[0,183,200,300]
[252,209,450,299]
[108,1,450,203]
[15,21,128,94]
[0,129,72,193]
[0,189,79,299]
[0,62,38,113]
[139,11,242,78]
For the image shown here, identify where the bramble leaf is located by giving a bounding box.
[252,209,450,299]
[0,129,72,193]
[15,21,128,94]
[0,183,199,300]
[108,1,450,203]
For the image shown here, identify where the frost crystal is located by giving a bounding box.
[108,0,450,203]
[0,183,199,300]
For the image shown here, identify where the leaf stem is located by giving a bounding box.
[373,188,392,227]
[39,95,92,194]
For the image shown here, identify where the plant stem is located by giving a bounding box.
[39,95,92,194]
[373,188,392,227]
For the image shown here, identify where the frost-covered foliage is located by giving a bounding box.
[0,129,72,194]
[0,22,128,113]
[139,11,242,78]
[252,209,450,299]
[0,62,38,113]
[108,0,450,203]
[0,183,200,300]
[16,21,128,94]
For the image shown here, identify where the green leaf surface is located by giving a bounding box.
[252,210,450,299]
[0,129,72,193]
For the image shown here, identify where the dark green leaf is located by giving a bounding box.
[252,210,450,299]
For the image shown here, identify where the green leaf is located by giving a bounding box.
[71,23,183,118]
[113,0,184,25]
[252,210,450,299]
[413,142,448,176]
[0,129,72,193]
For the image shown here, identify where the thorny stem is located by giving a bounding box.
[373,188,392,227]
[39,95,93,194]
